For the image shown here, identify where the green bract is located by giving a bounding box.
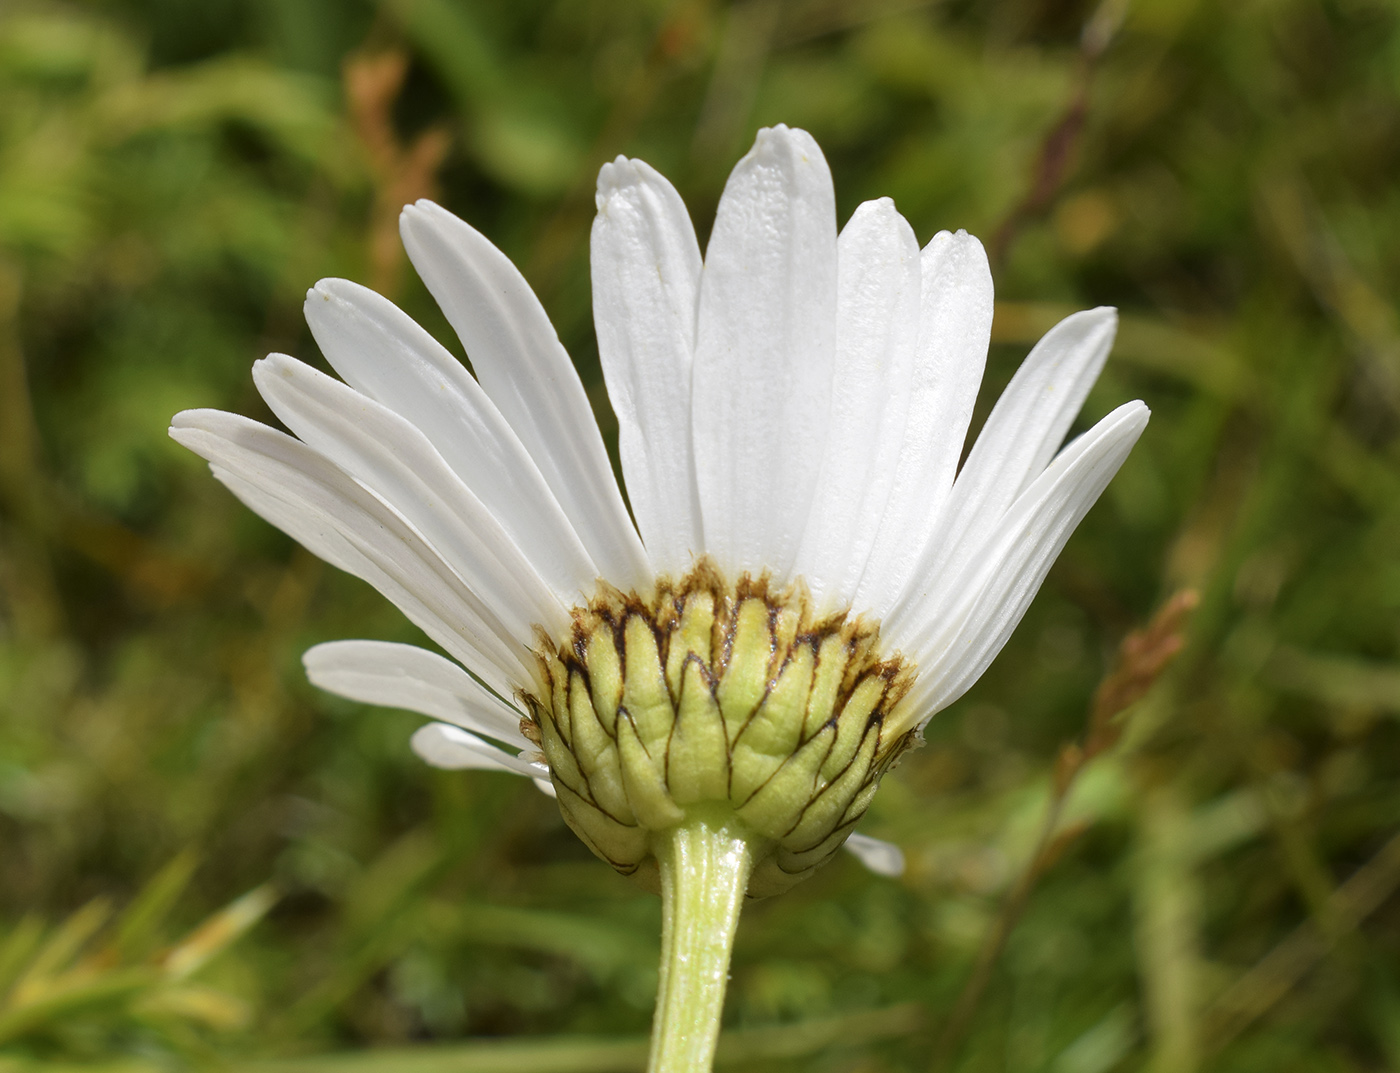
[525,561,917,896]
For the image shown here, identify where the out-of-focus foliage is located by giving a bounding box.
[0,853,274,1069]
[2,0,1400,1069]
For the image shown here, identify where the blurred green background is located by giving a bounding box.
[3,0,1400,1069]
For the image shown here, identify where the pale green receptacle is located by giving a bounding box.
[523,561,918,897]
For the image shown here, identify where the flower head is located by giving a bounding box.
[171,126,1147,895]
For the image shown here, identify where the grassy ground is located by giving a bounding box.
[3,0,1400,1069]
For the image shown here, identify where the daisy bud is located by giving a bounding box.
[525,563,916,896]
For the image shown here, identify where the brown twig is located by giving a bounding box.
[929,588,1198,1071]
[990,0,1130,267]
[343,47,451,298]
[1086,588,1200,758]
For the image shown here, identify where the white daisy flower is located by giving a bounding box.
[170,125,1147,899]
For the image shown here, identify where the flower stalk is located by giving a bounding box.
[650,808,757,1073]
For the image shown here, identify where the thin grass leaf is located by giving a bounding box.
[110,850,199,963]
[162,885,278,982]
[9,901,110,1005]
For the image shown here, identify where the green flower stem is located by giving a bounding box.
[649,809,756,1073]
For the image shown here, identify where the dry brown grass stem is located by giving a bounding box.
[343,48,451,298]
[929,588,1199,1072]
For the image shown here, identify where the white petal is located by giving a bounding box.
[533,777,558,798]
[882,306,1119,639]
[204,461,363,576]
[303,280,598,599]
[962,306,1119,502]
[691,125,838,580]
[794,198,921,610]
[930,307,1118,594]
[855,231,994,616]
[411,723,547,780]
[252,355,569,640]
[170,410,532,695]
[303,640,530,749]
[399,200,651,592]
[591,157,704,578]
[843,833,906,877]
[897,401,1150,721]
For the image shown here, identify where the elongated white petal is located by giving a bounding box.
[591,157,704,578]
[691,125,838,579]
[940,308,1118,585]
[843,833,906,877]
[794,199,921,611]
[206,462,363,577]
[855,231,994,616]
[400,200,650,592]
[304,280,598,599]
[965,306,1119,501]
[882,306,1119,635]
[897,401,1150,721]
[252,355,568,640]
[210,467,523,699]
[303,641,530,749]
[170,410,532,694]
[411,723,547,780]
